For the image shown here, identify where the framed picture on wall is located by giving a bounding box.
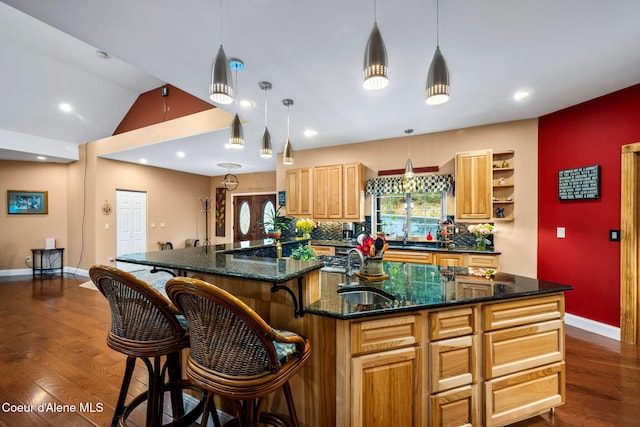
[7,190,48,214]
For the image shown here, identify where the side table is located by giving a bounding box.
[31,248,64,278]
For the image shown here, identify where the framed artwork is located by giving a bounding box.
[215,187,226,237]
[7,190,49,214]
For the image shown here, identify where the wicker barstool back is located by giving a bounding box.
[166,277,311,427]
[89,265,202,427]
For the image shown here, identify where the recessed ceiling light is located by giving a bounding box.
[304,129,318,137]
[59,103,72,112]
[37,156,46,160]
[513,91,531,101]
[176,151,185,158]
[139,158,148,164]
[239,99,254,108]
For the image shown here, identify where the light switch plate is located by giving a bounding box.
[557,227,566,238]
[610,229,620,241]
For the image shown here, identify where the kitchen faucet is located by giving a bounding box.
[346,248,364,282]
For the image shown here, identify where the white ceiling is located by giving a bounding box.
[2,0,640,176]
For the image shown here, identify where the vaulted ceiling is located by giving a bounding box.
[2,1,640,176]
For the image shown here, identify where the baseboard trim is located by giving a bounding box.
[0,267,88,278]
[565,313,620,341]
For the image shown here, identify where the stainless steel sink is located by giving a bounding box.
[337,287,395,305]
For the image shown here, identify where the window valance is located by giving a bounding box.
[366,174,453,195]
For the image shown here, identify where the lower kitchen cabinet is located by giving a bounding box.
[430,384,479,427]
[383,249,433,264]
[352,346,422,427]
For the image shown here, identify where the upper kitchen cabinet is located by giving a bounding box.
[286,168,313,217]
[456,150,492,219]
[314,162,365,221]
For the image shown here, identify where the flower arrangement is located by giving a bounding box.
[296,218,315,234]
[467,223,495,251]
[356,234,388,258]
[467,223,495,237]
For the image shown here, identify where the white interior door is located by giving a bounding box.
[116,190,147,271]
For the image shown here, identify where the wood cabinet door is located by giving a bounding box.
[313,166,329,218]
[343,162,364,220]
[285,169,300,215]
[298,167,313,216]
[430,384,479,427]
[455,150,492,219]
[327,164,343,218]
[352,346,422,427]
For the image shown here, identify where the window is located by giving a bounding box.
[374,192,445,240]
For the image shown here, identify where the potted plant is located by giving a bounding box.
[290,244,317,261]
[261,205,289,239]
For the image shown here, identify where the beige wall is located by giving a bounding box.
[276,119,538,276]
[0,160,69,270]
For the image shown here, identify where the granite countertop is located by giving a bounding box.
[309,239,501,255]
[305,262,572,319]
[116,245,323,283]
[214,238,308,253]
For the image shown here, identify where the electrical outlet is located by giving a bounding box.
[108,257,115,263]
[26,256,31,262]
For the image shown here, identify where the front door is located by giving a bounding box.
[234,194,276,242]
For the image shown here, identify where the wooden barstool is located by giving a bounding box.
[166,277,312,427]
[90,265,203,427]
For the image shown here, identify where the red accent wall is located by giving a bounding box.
[113,84,214,135]
[538,83,640,327]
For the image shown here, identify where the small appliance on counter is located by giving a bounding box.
[342,222,354,241]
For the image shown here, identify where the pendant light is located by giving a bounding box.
[259,81,273,158]
[228,58,244,149]
[425,0,450,105]
[209,0,233,104]
[363,0,388,90]
[404,129,414,178]
[282,99,294,165]
[218,162,240,191]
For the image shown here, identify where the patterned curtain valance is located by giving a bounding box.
[366,174,453,195]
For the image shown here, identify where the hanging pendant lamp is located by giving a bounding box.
[426,0,450,105]
[218,162,240,191]
[259,81,273,158]
[363,0,388,90]
[404,129,414,178]
[228,58,244,149]
[282,99,294,165]
[209,0,233,104]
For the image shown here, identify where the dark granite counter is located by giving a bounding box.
[309,239,501,255]
[306,262,571,319]
[116,245,324,283]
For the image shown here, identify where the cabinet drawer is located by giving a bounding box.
[430,335,478,393]
[467,254,499,268]
[483,295,564,331]
[484,362,565,427]
[430,384,478,427]
[429,307,476,340]
[310,245,335,256]
[352,315,421,355]
[383,250,433,264]
[435,253,466,266]
[484,319,564,378]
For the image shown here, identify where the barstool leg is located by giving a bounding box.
[282,382,299,427]
[113,356,136,427]
[166,352,186,418]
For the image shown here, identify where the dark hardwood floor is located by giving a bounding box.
[0,273,638,426]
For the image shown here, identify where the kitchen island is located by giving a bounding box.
[116,246,571,426]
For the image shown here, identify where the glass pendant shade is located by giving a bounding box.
[283,138,294,165]
[229,113,244,149]
[404,158,414,178]
[209,45,234,104]
[363,22,388,90]
[260,127,273,158]
[426,48,450,105]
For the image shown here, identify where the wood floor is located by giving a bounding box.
[0,274,639,426]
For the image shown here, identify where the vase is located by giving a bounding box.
[303,232,311,239]
[361,257,384,276]
[475,236,487,251]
